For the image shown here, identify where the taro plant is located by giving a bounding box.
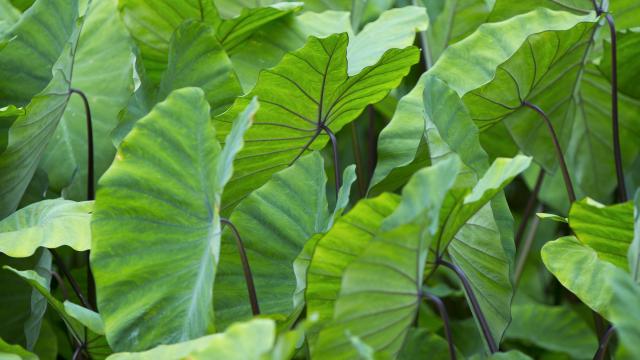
[0,0,639,359]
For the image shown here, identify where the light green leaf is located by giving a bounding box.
[157,20,242,116]
[214,152,331,327]
[0,338,37,360]
[215,32,418,212]
[305,193,400,324]
[39,0,135,201]
[0,0,78,106]
[23,250,50,351]
[346,6,428,75]
[629,190,640,282]
[505,303,597,359]
[106,319,276,360]
[0,20,81,219]
[542,236,640,360]
[63,301,104,336]
[0,199,92,257]
[569,198,634,269]
[91,88,253,351]
[488,350,534,360]
[313,157,460,359]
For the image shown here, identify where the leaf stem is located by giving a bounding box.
[69,89,94,201]
[350,122,366,197]
[593,325,615,360]
[221,218,260,316]
[514,204,543,286]
[319,124,342,194]
[522,101,576,203]
[603,14,627,202]
[423,292,456,360]
[69,88,97,310]
[51,249,92,310]
[515,170,545,248]
[437,259,498,353]
[367,105,377,183]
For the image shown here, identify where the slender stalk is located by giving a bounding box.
[367,106,377,183]
[412,0,432,69]
[350,122,366,197]
[522,101,576,203]
[51,249,92,310]
[69,89,94,201]
[423,292,456,360]
[437,259,498,353]
[514,204,543,286]
[319,124,342,193]
[69,88,97,310]
[593,325,615,360]
[515,170,545,248]
[221,218,260,315]
[50,271,69,301]
[603,14,627,202]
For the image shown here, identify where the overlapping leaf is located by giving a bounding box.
[0,199,92,257]
[91,88,256,351]
[542,236,640,359]
[0,17,81,218]
[213,153,355,327]
[568,198,634,269]
[312,157,460,359]
[0,0,78,106]
[38,0,135,201]
[215,32,419,212]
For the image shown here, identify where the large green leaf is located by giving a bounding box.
[0,199,92,257]
[107,319,277,360]
[568,198,634,269]
[429,7,640,201]
[157,20,241,116]
[0,0,78,106]
[629,190,640,282]
[372,74,524,345]
[38,0,135,201]
[118,0,299,86]
[305,193,400,325]
[505,303,597,359]
[214,153,355,327]
[0,20,81,219]
[542,236,640,359]
[312,157,460,359]
[215,32,419,212]
[91,89,256,351]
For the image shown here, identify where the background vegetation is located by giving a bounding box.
[0,0,638,359]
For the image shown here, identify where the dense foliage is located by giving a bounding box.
[0,0,638,359]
